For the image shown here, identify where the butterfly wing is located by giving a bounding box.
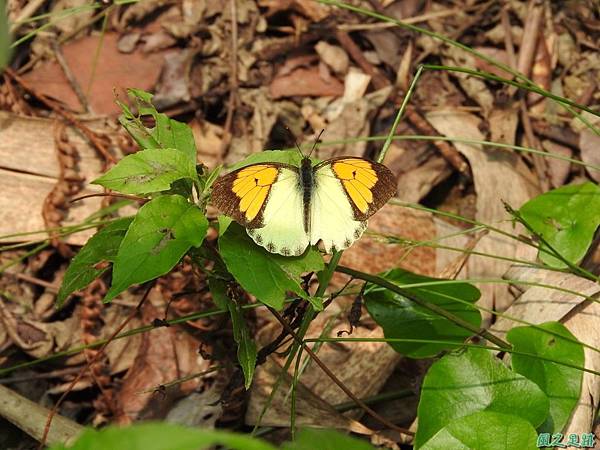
[212,163,309,256]
[310,157,397,253]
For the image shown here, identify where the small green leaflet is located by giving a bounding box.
[364,269,481,358]
[507,322,584,433]
[219,223,324,310]
[118,89,197,163]
[282,428,375,450]
[104,195,207,302]
[209,277,257,389]
[57,218,133,307]
[519,182,600,268]
[93,148,198,195]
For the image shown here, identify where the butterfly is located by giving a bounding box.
[211,150,397,256]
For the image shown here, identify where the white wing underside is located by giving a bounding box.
[247,168,309,256]
[247,166,367,256]
[310,165,367,253]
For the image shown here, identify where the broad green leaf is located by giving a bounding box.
[421,411,538,450]
[364,269,481,358]
[519,182,600,268]
[0,0,11,70]
[93,148,197,195]
[57,218,132,307]
[154,114,197,164]
[507,322,584,433]
[48,422,276,450]
[219,223,323,309]
[105,195,207,301]
[282,428,375,450]
[415,347,549,448]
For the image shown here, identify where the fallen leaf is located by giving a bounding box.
[23,33,165,115]
[426,110,539,322]
[269,65,344,99]
[542,140,572,187]
[580,129,600,183]
[315,41,349,75]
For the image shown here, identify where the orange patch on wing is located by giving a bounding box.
[333,160,378,212]
[231,165,279,221]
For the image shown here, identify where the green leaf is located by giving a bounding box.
[415,347,549,448]
[105,195,208,302]
[48,422,276,450]
[217,215,233,237]
[93,148,197,195]
[154,115,197,164]
[507,322,584,433]
[519,182,600,268]
[282,428,375,450]
[229,300,257,389]
[0,0,11,70]
[208,276,257,388]
[219,223,323,309]
[57,218,132,307]
[364,269,481,358]
[228,150,303,171]
[421,411,538,450]
[118,89,197,163]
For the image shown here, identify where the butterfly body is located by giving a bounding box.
[212,155,397,256]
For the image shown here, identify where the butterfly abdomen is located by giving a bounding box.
[300,157,313,234]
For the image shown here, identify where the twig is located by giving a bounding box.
[51,41,90,113]
[221,0,239,158]
[334,29,389,90]
[268,307,414,436]
[405,105,470,176]
[38,283,155,449]
[4,68,116,164]
[505,0,549,189]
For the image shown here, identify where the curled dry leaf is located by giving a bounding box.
[425,110,538,321]
[491,266,600,436]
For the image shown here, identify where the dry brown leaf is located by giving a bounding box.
[245,358,371,434]
[315,86,391,158]
[115,302,210,424]
[269,65,344,99]
[258,0,330,21]
[425,110,538,321]
[491,266,600,436]
[0,112,119,244]
[580,129,600,183]
[395,156,451,203]
[542,140,572,187]
[339,204,437,280]
[23,33,165,115]
[315,41,349,75]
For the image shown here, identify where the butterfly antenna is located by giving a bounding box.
[308,129,325,158]
[284,126,304,157]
